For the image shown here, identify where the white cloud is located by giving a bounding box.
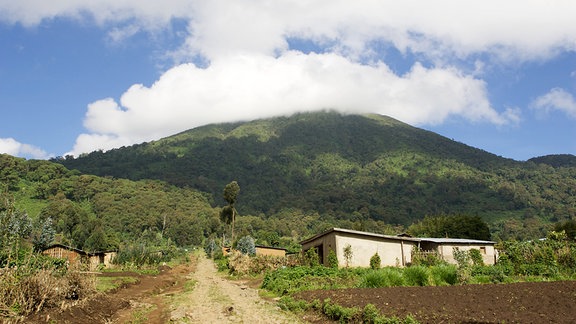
[531,88,576,118]
[2,1,575,63]
[0,138,50,159]
[70,52,508,155]
[3,1,576,155]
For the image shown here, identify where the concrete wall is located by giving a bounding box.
[302,231,417,267]
[301,232,336,266]
[436,244,497,265]
[255,247,286,257]
[335,233,416,267]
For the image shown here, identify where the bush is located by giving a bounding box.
[403,266,430,286]
[370,253,381,270]
[469,249,484,266]
[327,249,338,268]
[471,265,507,283]
[429,264,458,286]
[261,266,355,295]
[236,236,256,256]
[323,298,359,322]
[358,268,405,288]
[277,296,313,312]
[411,249,446,267]
[343,244,353,267]
[204,238,218,258]
[303,248,320,267]
[0,260,96,318]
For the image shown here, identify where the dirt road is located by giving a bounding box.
[169,254,304,323]
[26,254,305,323]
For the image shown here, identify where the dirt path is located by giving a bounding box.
[169,254,305,323]
[25,254,306,323]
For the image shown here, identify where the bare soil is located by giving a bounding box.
[23,258,576,323]
[295,281,576,323]
[24,254,303,323]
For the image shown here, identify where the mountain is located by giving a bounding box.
[55,111,576,240]
[529,154,576,168]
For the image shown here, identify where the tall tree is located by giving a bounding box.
[221,181,240,244]
[408,214,491,241]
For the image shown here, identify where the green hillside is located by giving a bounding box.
[1,154,220,251]
[529,154,576,168]
[54,111,576,240]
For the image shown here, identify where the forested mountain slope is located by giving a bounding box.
[1,154,219,251]
[55,112,576,240]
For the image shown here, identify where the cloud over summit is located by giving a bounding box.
[2,1,575,156]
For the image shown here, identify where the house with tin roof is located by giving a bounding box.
[300,228,496,268]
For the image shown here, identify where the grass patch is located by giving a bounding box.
[96,276,139,293]
[358,268,405,288]
[127,302,156,324]
[278,297,418,323]
[261,266,358,295]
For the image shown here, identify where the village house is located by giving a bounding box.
[300,228,497,268]
[222,245,288,257]
[42,244,117,270]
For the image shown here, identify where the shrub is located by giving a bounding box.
[0,260,96,318]
[327,249,339,268]
[469,249,484,266]
[261,266,355,295]
[370,253,381,270]
[452,248,471,268]
[411,249,445,267]
[277,296,312,312]
[471,265,507,283]
[303,248,320,267]
[429,264,458,285]
[358,268,404,288]
[404,266,430,286]
[343,244,353,267]
[204,238,218,258]
[362,303,381,324]
[323,298,359,322]
[236,236,256,256]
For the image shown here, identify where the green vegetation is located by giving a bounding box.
[258,229,576,322]
[236,235,256,256]
[96,276,139,293]
[370,253,381,270]
[2,111,576,321]
[278,297,418,323]
[408,214,491,240]
[221,181,240,243]
[327,249,339,268]
[52,111,576,241]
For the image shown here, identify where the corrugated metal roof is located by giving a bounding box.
[300,227,421,244]
[419,237,496,244]
[300,228,496,245]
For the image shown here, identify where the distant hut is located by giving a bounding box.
[42,244,117,270]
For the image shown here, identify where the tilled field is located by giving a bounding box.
[295,281,576,323]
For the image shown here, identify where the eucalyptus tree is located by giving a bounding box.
[220,181,240,244]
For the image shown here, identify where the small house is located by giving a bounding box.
[255,245,287,257]
[42,244,117,270]
[222,245,288,257]
[300,228,420,267]
[418,237,497,265]
[300,228,497,268]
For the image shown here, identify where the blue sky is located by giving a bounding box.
[0,1,575,161]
